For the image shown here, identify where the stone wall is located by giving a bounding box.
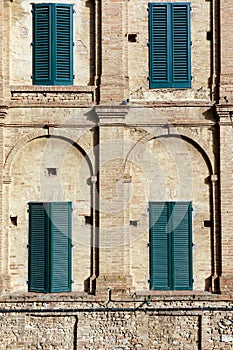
[0,294,232,349]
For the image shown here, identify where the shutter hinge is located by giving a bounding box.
[31,42,33,47]
[26,280,29,285]
[190,41,192,46]
[147,242,151,247]
[190,6,192,11]
[191,76,193,80]
[148,279,151,284]
[71,280,74,284]
[27,244,29,249]
[73,75,75,79]
[73,42,75,46]
[147,42,150,47]
[31,75,34,80]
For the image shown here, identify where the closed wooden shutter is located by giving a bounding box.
[149,201,193,290]
[172,202,193,289]
[148,3,191,88]
[50,202,72,292]
[32,4,51,85]
[28,203,49,292]
[32,4,73,85]
[172,4,191,87]
[55,5,73,84]
[28,202,72,293]
[149,202,170,290]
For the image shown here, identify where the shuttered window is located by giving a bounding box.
[149,202,193,290]
[28,202,72,293]
[32,4,73,85]
[148,3,191,88]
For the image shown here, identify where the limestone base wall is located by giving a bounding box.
[0,294,232,349]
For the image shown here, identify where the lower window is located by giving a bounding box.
[149,201,193,290]
[28,202,72,293]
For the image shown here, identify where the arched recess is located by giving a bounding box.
[124,130,218,292]
[3,131,97,293]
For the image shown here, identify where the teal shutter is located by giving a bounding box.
[28,203,49,292]
[149,201,193,290]
[149,3,191,88]
[28,202,72,293]
[172,202,193,290]
[149,202,170,290]
[172,4,191,88]
[32,4,51,85]
[55,5,73,85]
[50,202,72,292]
[32,4,73,85]
[149,4,171,88]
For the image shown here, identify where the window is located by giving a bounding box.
[32,3,73,85]
[28,202,72,293]
[149,202,193,290]
[148,2,191,89]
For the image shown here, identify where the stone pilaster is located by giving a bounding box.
[95,105,132,294]
[100,0,129,104]
[216,104,233,293]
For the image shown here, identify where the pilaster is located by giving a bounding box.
[95,105,133,294]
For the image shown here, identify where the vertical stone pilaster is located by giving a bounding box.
[100,0,129,104]
[96,105,132,293]
[0,107,7,292]
[216,105,233,293]
[219,1,233,102]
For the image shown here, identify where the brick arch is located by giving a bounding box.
[124,127,214,176]
[3,129,94,178]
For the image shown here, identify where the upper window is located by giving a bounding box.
[28,202,72,293]
[149,201,193,290]
[148,2,191,89]
[32,3,74,86]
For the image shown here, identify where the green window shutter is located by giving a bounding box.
[55,4,74,85]
[149,201,193,291]
[172,4,191,88]
[172,202,193,290]
[50,202,72,292]
[149,202,170,290]
[32,4,73,85]
[28,202,72,293]
[149,2,191,89]
[32,4,52,85]
[28,203,49,292]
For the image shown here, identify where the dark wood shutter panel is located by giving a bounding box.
[32,5,51,85]
[172,202,193,290]
[149,4,170,88]
[50,202,72,292]
[149,202,170,290]
[32,4,73,85]
[172,4,191,88]
[149,3,191,88]
[149,201,193,291]
[55,5,73,85]
[28,203,49,292]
